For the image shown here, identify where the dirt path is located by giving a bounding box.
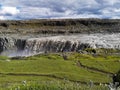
[76,61,114,76]
[0,72,107,85]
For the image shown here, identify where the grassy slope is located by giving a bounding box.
[68,53,120,73]
[0,53,120,89]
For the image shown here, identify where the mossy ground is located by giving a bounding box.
[0,52,120,90]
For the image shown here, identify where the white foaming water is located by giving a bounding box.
[25,33,120,49]
[1,33,120,57]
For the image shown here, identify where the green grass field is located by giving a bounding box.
[0,53,120,90]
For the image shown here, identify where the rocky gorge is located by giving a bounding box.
[0,33,120,57]
[0,19,120,57]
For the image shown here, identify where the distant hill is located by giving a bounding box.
[0,19,120,34]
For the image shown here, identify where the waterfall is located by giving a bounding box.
[0,37,26,57]
[0,33,120,57]
[24,38,90,54]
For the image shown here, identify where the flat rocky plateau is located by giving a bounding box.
[0,19,120,34]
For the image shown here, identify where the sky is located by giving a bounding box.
[0,0,120,20]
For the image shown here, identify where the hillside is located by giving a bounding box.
[0,19,120,34]
[0,53,120,90]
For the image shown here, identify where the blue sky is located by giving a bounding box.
[0,0,120,20]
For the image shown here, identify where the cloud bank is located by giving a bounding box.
[0,0,120,20]
[0,6,20,20]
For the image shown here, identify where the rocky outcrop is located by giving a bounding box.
[0,33,120,57]
[0,19,120,34]
[0,36,91,57]
[24,39,90,53]
[0,37,26,56]
[0,37,16,53]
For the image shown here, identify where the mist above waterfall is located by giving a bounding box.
[0,33,120,57]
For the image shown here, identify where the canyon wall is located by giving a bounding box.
[0,19,120,34]
[0,34,120,56]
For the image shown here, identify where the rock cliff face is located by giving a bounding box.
[24,37,90,53]
[0,19,120,56]
[0,19,120,34]
[0,37,26,56]
[0,33,120,57]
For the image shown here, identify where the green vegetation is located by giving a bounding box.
[0,52,120,90]
[68,53,120,73]
[11,81,108,90]
[0,56,9,60]
[84,48,120,55]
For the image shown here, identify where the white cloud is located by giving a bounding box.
[0,16,5,20]
[111,16,120,19]
[0,0,120,19]
[103,0,120,5]
[100,7,120,14]
[0,6,20,15]
[0,0,19,6]
[0,6,20,20]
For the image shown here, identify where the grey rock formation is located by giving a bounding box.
[0,33,120,57]
[0,19,120,34]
